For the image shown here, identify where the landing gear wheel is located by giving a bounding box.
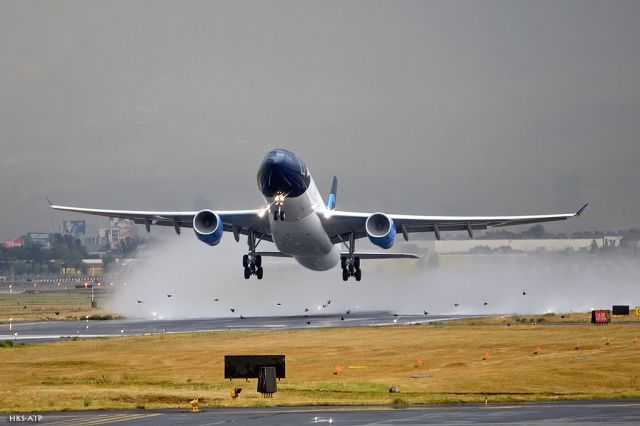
[255,255,262,268]
[279,210,285,221]
[355,269,362,281]
[354,257,360,269]
[342,269,349,281]
[273,210,279,221]
[340,256,347,270]
[242,255,249,268]
[256,267,263,280]
[243,267,251,279]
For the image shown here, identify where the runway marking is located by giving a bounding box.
[45,413,161,425]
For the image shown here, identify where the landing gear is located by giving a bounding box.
[273,207,285,222]
[272,192,286,221]
[340,232,362,281]
[243,232,264,279]
[341,255,362,281]
[273,209,285,221]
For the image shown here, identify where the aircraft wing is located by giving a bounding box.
[49,202,271,240]
[319,204,588,243]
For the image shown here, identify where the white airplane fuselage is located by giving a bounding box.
[263,177,340,271]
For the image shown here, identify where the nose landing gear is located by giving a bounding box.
[273,208,285,221]
[272,193,287,221]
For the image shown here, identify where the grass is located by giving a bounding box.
[452,311,640,326]
[1,322,640,411]
[0,291,120,321]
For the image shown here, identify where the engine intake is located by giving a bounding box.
[193,210,223,246]
[365,213,396,249]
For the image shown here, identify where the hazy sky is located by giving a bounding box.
[1,0,639,240]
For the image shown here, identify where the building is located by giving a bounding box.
[81,259,104,276]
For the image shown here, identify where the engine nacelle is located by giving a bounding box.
[193,209,223,246]
[365,212,396,249]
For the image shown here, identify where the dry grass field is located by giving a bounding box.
[1,321,640,412]
[0,291,118,321]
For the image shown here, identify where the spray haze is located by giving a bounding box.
[109,232,640,319]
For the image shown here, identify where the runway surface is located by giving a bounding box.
[9,400,640,425]
[0,312,467,342]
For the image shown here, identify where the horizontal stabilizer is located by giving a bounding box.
[344,252,419,260]
[255,251,292,258]
[256,251,419,260]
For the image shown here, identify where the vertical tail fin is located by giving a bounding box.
[327,176,337,210]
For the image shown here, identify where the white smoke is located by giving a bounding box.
[108,232,640,319]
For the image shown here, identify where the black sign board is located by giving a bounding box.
[612,305,630,315]
[224,355,285,379]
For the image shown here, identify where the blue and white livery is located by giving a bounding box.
[50,149,587,281]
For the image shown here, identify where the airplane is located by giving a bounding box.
[49,148,587,281]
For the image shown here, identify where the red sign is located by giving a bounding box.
[3,238,25,248]
[592,310,611,324]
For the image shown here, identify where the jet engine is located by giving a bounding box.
[193,209,223,246]
[365,212,396,249]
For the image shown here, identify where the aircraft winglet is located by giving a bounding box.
[575,203,589,217]
[45,195,53,206]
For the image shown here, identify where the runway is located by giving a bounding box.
[14,400,640,425]
[0,312,467,342]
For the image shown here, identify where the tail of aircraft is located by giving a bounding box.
[327,176,337,210]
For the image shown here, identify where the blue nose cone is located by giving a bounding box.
[257,149,310,198]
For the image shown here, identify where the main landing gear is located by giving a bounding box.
[243,231,264,280]
[341,255,361,281]
[341,232,362,281]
